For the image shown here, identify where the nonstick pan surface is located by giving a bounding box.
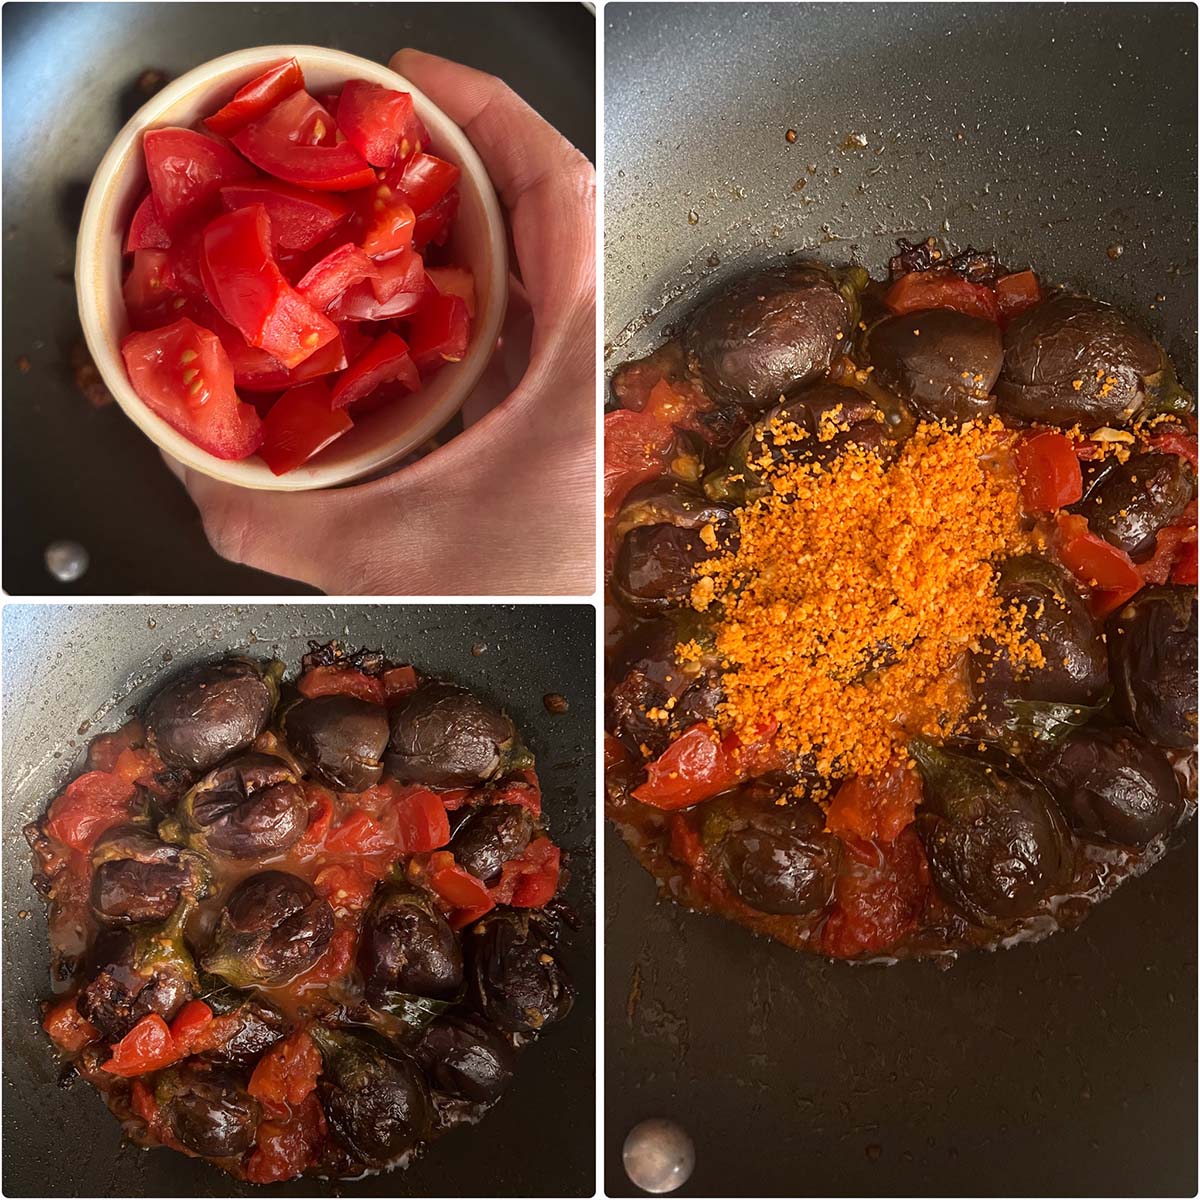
[604,4,1197,1195]
[1,603,595,1197]
[1,1,595,596]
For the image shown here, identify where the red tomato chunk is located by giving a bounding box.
[118,59,474,474]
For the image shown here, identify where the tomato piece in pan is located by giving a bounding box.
[121,318,263,460]
[142,127,256,231]
[220,180,349,253]
[258,380,353,476]
[204,58,306,137]
[1014,430,1084,513]
[232,91,376,191]
[884,268,1001,323]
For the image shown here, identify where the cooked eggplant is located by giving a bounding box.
[1075,451,1194,559]
[416,1014,516,1105]
[89,827,210,924]
[155,1062,260,1158]
[450,805,536,884]
[283,695,389,792]
[357,885,463,1004]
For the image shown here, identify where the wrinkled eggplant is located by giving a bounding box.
[995,295,1162,429]
[155,1062,260,1158]
[384,683,514,787]
[864,309,1002,424]
[611,484,739,614]
[701,788,840,916]
[202,871,333,988]
[311,1025,431,1168]
[163,753,306,860]
[357,885,463,1004]
[468,908,573,1035]
[911,739,1072,924]
[282,695,389,793]
[1107,585,1198,749]
[415,1014,516,1105]
[971,556,1109,733]
[76,901,198,1040]
[144,657,278,772]
[90,827,210,924]
[1075,451,1194,558]
[1033,726,1183,846]
[450,805,536,884]
[684,264,862,408]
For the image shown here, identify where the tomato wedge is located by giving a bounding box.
[221,180,349,253]
[168,1000,215,1056]
[413,190,459,250]
[426,266,476,318]
[259,380,353,476]
[142,127,255,231]
[825,761,923,845]
[884,269,1001,322]
[1055,512,1144,617]
[205,58,306,137]
[232,91,376,191]
[43,996,100,1053]
[1014,430,1083,513]
[102,1014,181,1077]
[337,81,424,167]
[392,788,451,853]
[297,665,385,703]
[330,332,419,409]
[202,206,338,369]
[126,192,171,252]
[123,249,179,329]
[994,270,1042,322]
[121,318,263,460]
[407,293,470,372]
[393,152,460,214]
[247,1029,322,1115]
[360,191,416,259]
[297,244,378,313]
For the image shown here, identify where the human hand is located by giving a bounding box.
[168,49,596,595]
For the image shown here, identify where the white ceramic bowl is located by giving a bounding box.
[76,45,507,491]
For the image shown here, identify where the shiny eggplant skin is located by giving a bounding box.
[283,695,389,792]
[385,683,514,787]
[89,827,209,924]
[155,1063,260,1158]
[468,909,574,1034]
[1034,726,1183,846]
[416,1014,516,1105]
[995,294,1162,429]
[911,740,1072,925]
[144,657,276,772]
[865,309,1002,424]
[357,886,464,1004]
[1075,451,1194,558]
[702,789,840,916]
[451,804,536,883]
[1107,585,1199,749]
[684,265,857,408]
[202,870,334,987]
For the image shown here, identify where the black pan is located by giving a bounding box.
[604,4,1197,1195]
[1,603,595,1197]
[1,1,595,596]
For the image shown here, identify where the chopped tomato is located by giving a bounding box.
[1055,512,1144,617]
[392,788,451,853]
[130,1078,159,1127]
[393,152,460,214]
[110,745,164,789]
[248,1029,322,1115]
[1014,430,1083,513]
[184,1010,246,1056]
[413,190,458,250]
[330,332,419,409]
[330,248,430,321]
[314,863,376,913]
[407,294,470,372]
[259,381,353,475]
[490,770,542,815]
[819,828,930,959]
[126,192,171,252]
[221,180,350,253]
[298,664,386,703]
[293,925,356,987]
[361,193,416,259]
[86,722,146,772]
[604,379,696,517]
[993,270,1042,322]
[1137,509,1198,586]
[337,81,422,167]
[102,1014,181,1077]
[142,127,255,231]
[427,851,495,927]
[1147,428,1199,470]
[1173,542,1199,584]
[667,815,705,868]
[165,999,214,1057]
[507,838,561,908]
[121,318,263,460]
[632,724,738,810]
[204,58,306,137]
[122,249,179,328]
[825,761,923,845]
[43,996,100,1053]
[234,331,349,393]
[438,788,476,812]
[245,1092,325,1184]
[884,269,1001,323]
[326,809,393,855]
[382,665,418,700]
[45,769,137,852]
[232,90,376,191]
[294,784,335,855]
[202,206,338,369]
[425,266,476,318]
[297,244,378,312]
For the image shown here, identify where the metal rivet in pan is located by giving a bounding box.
[623,1118,695,1194]
[44,540,89,583]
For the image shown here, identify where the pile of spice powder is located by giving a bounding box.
[684,417,1040,779]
